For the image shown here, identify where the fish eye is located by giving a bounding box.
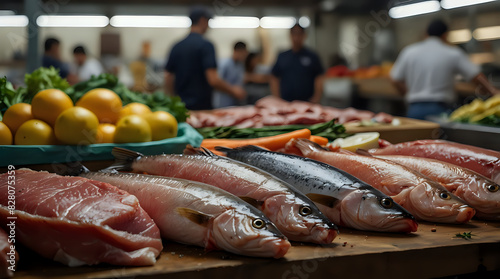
[487,184,499,192]
[380,198,394,209]
[439,191,451,200]
[299,206,312,216]
[252,218,265,229]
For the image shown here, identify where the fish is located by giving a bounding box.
[369,140,500,185]
[0,169,163,267]
[375,155,500,220]
[0,227,17,278]
[77,169,291,258]
[106,147,337,244]
[280,139,475,224]
[213,145,419,233]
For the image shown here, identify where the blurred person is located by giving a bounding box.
[213,41,248,108]
[244,52,272,104]
[391,19,499,120]
[42,37,69,78]
[164,6,246,110]
[72,45,103,82]
[270,24,324,103]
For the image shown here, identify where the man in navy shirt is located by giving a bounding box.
[165,6,245,110]
[271,24,324,103]
[42,38,69,78]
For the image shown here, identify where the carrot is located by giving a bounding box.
[309,135,329,146]
[201,128,311,151]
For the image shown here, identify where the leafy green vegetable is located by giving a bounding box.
[476,115,500,127]
[454,231,475,240]
[24,66,69,103]
[197,119,350,140]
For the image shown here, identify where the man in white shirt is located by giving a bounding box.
[391,19,498,120]
[72,45,104,82]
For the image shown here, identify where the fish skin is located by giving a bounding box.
[109,147,338,244]
[0,169,162,267]
[376,155,500,221]
[217,144,419,233]
[289,139,475,224]
[81,171,291,259]
[369,140,500,185]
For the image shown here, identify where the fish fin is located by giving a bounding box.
[184,145,217,157]
[355,149,373,157]
[239,196,264,208]
[176,207,212,227]
[103,147,143,172]
[294,138,327,155]
[306,193,340,208]
[55,161,90,176]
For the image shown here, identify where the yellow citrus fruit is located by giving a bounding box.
[76,88,123,124]
[96,123,116,144]
[31,89,73,126]
[2,103,34,135]
[144,111,178,141]
[119,103,152,119]
[0,122,13,145]
[54,107,99,145]
[15,119,56,145]
[330,132,380,152]
[114,115,152,143]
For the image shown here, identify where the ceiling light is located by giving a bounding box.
[298,16,311,28]
[0,15,29,27]
[389,1,441,19]
[36,15,109,27]
[473,25,500,41]
[110,16,191,28]
[209,16,259,29]
[441,0,496,9]
[0,10,15,16]
[447,29,472,44]
[260,17,296,29]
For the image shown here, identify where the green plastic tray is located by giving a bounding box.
[0,123,203,167]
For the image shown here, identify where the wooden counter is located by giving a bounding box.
[12,220,500,279]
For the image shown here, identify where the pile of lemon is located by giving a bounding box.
[0,88,178,145]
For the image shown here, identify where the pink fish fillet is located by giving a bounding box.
[0,169,163,267]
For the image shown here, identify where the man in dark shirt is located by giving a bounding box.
[42,38,69,78]
[165,6,245,110]
[271,24,324,103]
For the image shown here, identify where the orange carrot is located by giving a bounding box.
[201,129,311,151]
[309,135,329,146]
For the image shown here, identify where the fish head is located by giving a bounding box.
[339,188,418,233]
[458,177,500,218]
[262,194,338,244]
[407,180,475,223]
[211,208,291,258]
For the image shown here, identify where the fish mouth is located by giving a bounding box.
[272,239,291,259]
[404,219,419,233]
[311,225,338,244]
[456,205,476,223]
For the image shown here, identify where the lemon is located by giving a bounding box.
[76,88,123,124]
[144,111,178,141]
[31,89,73,126]
[330,132,380,152]
[2,103,34,135]
[0,122,13,145]
[54,107,99,145]
[15,119,56,145]
[119,103,152,119]
[96,123,116,144]
[114,115,152,143]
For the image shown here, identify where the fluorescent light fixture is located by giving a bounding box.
[447,29,472,44]
[389,1,441,19]
[209,16,259,29]
[36,15,109,27]
[473,25,500,41]
[298,16,311,28]
[260,17,296,29]
[0,15,29,27]
[441,0,496,9]
[0,10,15,16]
[110,16,191,28]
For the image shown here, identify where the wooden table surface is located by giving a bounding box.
[12,220,500,279]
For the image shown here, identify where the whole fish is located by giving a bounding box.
[277,139,475,224]
[78,170,291,259]
[213,145,418,233]
[107,147,337,244]
[369,140,500,185]
[375,155,500,220]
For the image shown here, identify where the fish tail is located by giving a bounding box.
[183,145,217,157]
[104,147,143,172]
[294,138,325,156]
[56,161,90,176]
